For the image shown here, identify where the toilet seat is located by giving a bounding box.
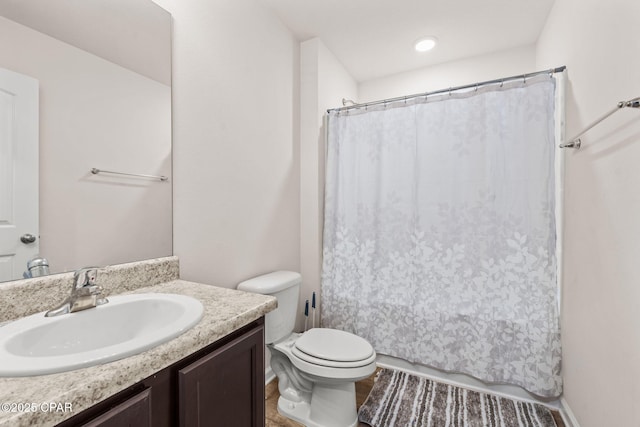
[291,328,375,368]
[295,328,373,362]
[272,330,377,381]
[292,346,376,369]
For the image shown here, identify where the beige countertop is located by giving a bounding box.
[0,279,277,427]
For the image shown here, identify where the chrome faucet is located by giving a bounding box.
[45,268,108,317]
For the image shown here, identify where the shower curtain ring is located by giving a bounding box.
[522,74,527,84]
[448,87,452,96]
[500,79,504,88]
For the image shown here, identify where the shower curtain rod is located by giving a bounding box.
[327,66,566,114]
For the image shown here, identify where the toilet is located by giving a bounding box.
[237,271,376,427]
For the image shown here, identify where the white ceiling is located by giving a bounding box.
[262,0,556,83]
[0,0,171,85]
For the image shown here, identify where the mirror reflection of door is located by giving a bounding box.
[0,67,38,281]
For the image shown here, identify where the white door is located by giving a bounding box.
[0,67,39,281]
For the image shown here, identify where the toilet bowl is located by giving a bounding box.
[237,271,376,427]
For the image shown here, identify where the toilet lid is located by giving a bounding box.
[293,328,374,363]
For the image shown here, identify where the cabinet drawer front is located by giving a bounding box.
[178,324,264,427]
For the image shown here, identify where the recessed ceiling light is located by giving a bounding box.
[414,37,438,52]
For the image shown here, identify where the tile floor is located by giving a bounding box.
[265,369,378,427]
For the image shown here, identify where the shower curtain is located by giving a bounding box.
[321,78,561,397]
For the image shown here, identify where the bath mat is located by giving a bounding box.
[358,369,562,427]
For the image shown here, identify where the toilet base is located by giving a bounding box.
[277,381,359,427]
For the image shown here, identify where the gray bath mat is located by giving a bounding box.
[358,369,563,427]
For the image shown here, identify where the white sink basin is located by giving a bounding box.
[0,293,203,377]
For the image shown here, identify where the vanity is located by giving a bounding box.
[0,257,277,426]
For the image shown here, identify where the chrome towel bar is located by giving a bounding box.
[90,168,168,181]
[560,96,640,149]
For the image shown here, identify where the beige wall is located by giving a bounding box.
[154,0,300,287]
[358,45,536,103]
[299,38,357,331]
[536,1,640,426]
[0,16,172,275]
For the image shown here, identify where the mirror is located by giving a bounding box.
[0,0,172,282]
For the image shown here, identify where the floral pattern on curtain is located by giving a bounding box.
[321,79,561,397]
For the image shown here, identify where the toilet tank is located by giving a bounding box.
[237,271,301,344]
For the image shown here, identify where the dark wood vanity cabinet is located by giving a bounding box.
[179,325,264,426]
[57,319,265,427]
[82,389,152,427]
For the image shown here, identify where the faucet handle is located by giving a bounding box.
[73,268,99,289]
